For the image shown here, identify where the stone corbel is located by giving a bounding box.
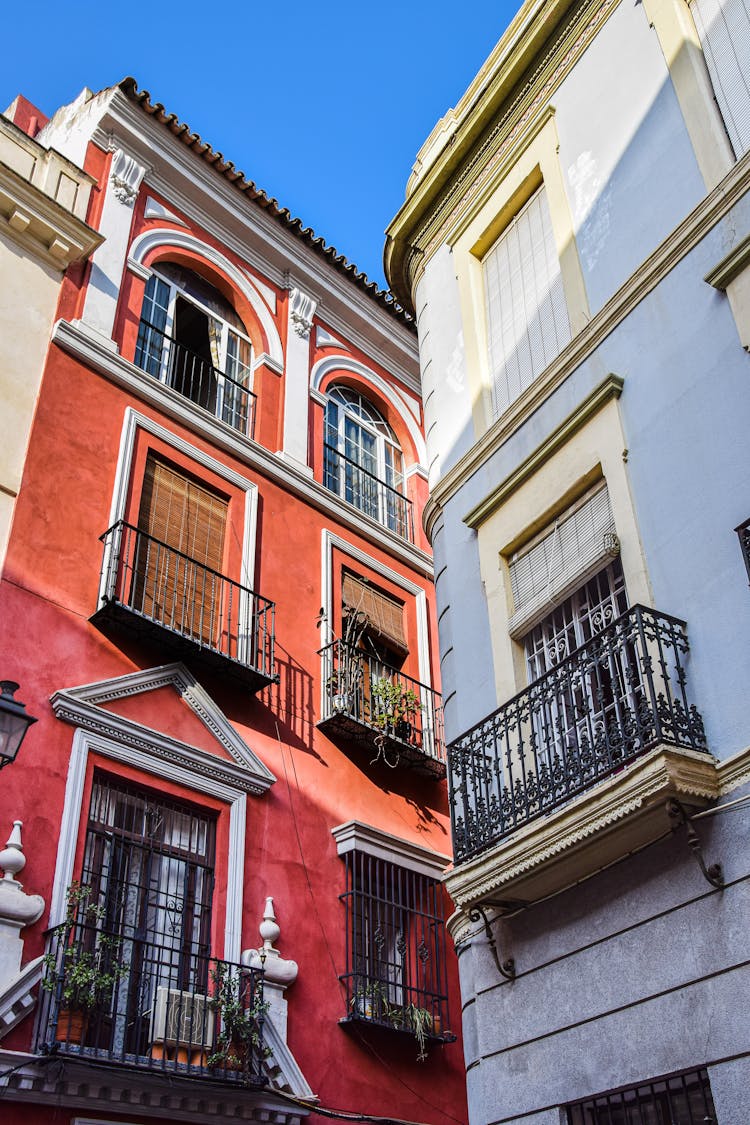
[289,286,317,340]
[110,148,146,207]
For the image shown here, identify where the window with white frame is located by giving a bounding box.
[135,263,255,436]
[690,0,750,158]
[323,386,411,539]
[483,184,572,418]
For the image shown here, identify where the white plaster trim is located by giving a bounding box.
[320,530,432,717]
[405,463,429,482]
[263,1018,316,1098]
[48,727,247,961]
[254,351,284,376]
[126,257,150,281]
[310,355,427,464]
[51,320,433,576]
[128,227,284,367]
[143,195,189,227]
[240,267,277,314]
[105,407,258,592]
[331,821,450,878]
[315,326,346,349]
[0,956,43,1039]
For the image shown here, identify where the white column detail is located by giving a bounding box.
[77,147,147,348]
[242,896,298,1043]
[0,821,44,986]
[280,285,317,472]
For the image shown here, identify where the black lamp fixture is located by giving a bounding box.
[0,681,37,769]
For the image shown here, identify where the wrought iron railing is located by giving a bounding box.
[449,605,708,863]
[339,850,453,1055]
[37,920,267,1087]
[323,444,414,542]
[319,639,445,773]
[135,320,257,438]
[95,521,276,682]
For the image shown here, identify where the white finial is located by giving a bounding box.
[242,896,298,987]
[259,896,281,952]
[0,821,26,884]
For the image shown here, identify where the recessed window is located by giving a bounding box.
[323,386,412,539]
[483,184,571,418]
[135,263,255,436]
[566,1066,717,1124]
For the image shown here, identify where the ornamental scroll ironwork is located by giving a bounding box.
[448,604,709,864]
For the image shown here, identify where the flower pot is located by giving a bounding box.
[57,1006,87,1044]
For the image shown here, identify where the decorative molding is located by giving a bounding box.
[0,159,102,269]
[288,286,317,339]
[128,227,284,367]
[51,319,434,577]
[315,325,346,349]
[110,148,146,206]
[0,1051,311,1122]
[0,955,43,1039]
[143,195,189,226]
[332,820,450,879]
[705,231,750,290]
[462,374,624,530]
[716,744,750,794]
[445,746,721,910]
[422,152,750,526]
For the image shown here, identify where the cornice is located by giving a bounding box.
[385,0,617,306]
[331,820,450,879]
[705,230,750,290]
[716,744,750,794]
[423,152,750,539]
[0,159,103,269]
[463,373,623,529]
[51,319,434,579]
[444,745,721,910]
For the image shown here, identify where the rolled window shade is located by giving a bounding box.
[342,573,407,653]
[691,0,750,158]
[507,484,618,637]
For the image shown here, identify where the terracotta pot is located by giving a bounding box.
[57,1007,86,1044]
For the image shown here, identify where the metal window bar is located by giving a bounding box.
[339,850,451,1041]
[449,604,708,864]
[319,639,446,768]
[736,517,750,584]
[566,1066,717,1124]
[135,319,257,439]
[323,443,414,542]
[97,520,276,680]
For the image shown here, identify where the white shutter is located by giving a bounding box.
[507,484,618,636]
[483,185,572,419]
[692,0,750,157]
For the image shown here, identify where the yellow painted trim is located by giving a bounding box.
[705,232,750,290]
[464,374,624,529]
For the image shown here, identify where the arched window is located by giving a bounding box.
[135,263,255,437]
[323,386,412,539]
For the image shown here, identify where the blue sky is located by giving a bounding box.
[2,2,518,289]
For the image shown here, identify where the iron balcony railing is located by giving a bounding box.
[323,443,414,542]
[135,320,257,439]
[37,919,267,1087]
[318,639,446,777]
[93,521,276,687]
[736,517,750,584]
[449,605,708,863]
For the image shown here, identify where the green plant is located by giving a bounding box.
[349,977,392,1021]
[208,964,269,1071]
[42,882,128,1013]
[401,1002,433,1062]
[369,679,422,734]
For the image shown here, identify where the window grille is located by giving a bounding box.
[566,1066,717,1124]
[483,184,571,419]
[339,850,451,1042]
[736,516,750,583]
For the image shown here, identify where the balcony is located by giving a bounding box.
[318,640,446,778]
[447,606,715,899]
[37,920,267,1088]
[323,443,414,542]
[91,521,277,691]
[135,320,257,438]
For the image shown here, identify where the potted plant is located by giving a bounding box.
[208,964,268,1075]
[402,1002,433,1062]
[349,978,391,1022]
[42,882,128,1045]
[369,679,422,743]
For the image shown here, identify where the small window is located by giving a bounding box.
[135,263,255,436]
[483,184,572,418]
[342,570,408,666]
[338,841,451,1055]
[566,1066,717,1124]
[323,386,412,540]
[691,0,750,158]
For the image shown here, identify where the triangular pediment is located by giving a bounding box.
[51,663,276,796]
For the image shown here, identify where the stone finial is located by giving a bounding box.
[242,897,298,987]
[0,821,45,986]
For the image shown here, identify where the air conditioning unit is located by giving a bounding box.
[150,987,215,1050]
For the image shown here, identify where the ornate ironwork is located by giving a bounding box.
[467,906,516,981]
[318,639,446,777]
[666,799,724,889]
[323,443,414,542]
[449,605,708,863]
[92,521,276,690]
[37,920,267,1087]
[736,517,750,584]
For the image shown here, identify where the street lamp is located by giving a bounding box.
[0,681,37,769]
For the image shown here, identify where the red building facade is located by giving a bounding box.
[0,79,467,1125]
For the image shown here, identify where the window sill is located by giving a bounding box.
[445,744,720,911]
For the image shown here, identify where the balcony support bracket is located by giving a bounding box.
[468,905,516,981]
[666,798,724,889]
